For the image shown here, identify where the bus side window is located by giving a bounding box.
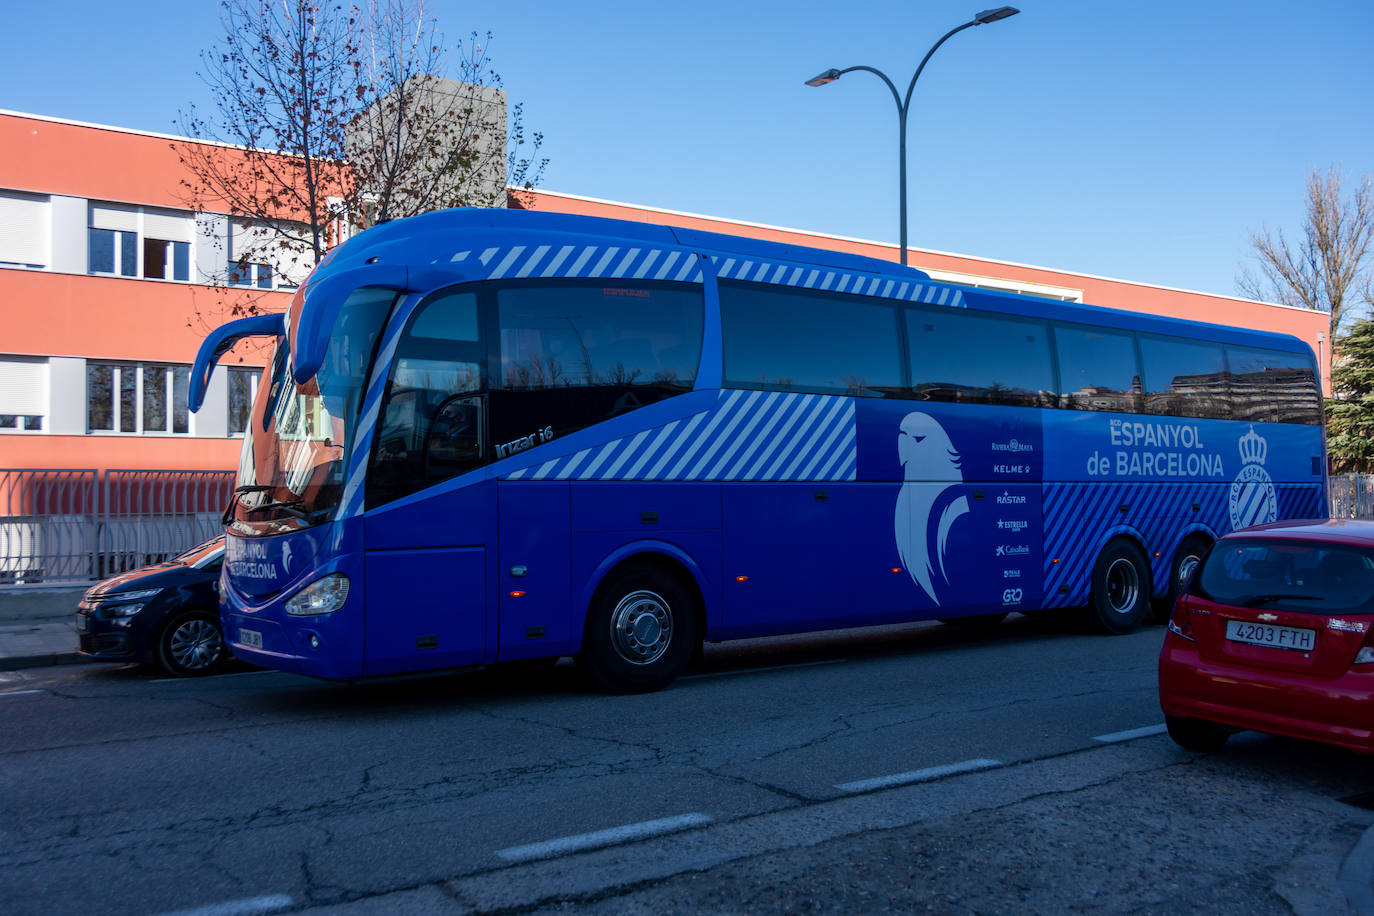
[490,280,704,448]
[719,280,902,397]
[904,306,1055,407]
[367,289,486,508]
[1138,335,1229,420]
[1226,346,1322,425]
[1055,325,1142,413]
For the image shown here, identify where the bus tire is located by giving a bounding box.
[1085,539,1151,634]
[1165,534,1209,608]
[578,563,699,694]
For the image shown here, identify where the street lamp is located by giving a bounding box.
[805,7,1020,266]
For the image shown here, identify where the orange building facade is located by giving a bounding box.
[0,109,1330,477]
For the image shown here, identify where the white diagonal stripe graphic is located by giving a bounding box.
[632,250,660,279]
[611,248,641,278]
[645,410,709,478]
[781,397,846,479]
[602,429,652,478]
[568,246,597,276]
[540,245,576,277]
[489,246,526,279]
[721,392,798,479]
[624,421,681,479]
[704,391,779,479]
[679,390,759,479]
[653,250,682,280]
[515,245,550,278]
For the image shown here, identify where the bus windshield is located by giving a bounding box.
[228,288,397,535]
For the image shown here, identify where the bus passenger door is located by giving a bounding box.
[496,482,572,662]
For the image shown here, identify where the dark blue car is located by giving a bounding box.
[76,536,229,677]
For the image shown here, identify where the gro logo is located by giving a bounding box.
[1002,588,1024,606]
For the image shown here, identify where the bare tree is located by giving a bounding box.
[1238,167,1374,344]
[175,0,545,321]
[176,0,360,316]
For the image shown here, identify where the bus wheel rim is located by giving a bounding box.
[1177,554,1201,590]
[610,590,672,666]
[1105,557,1139,615]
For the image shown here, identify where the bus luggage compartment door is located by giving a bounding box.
[497,482,572,662]
[362,546,486,675]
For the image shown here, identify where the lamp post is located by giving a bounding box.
[805,7,1020,266]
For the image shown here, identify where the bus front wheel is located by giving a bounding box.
[1085,539,1151,634]
[578,563,699,694]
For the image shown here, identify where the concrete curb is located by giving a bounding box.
[0,651,86,672]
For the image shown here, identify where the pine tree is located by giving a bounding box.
[1327,318,1374,473]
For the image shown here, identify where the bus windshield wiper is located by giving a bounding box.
[232,484,274,495]
[1243,593,1323,607]
[248,499,310,519]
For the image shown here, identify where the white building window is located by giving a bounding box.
[0,191,51,269]
[228,220,312,291]
[87,363,191,435]
[227,366,260,435]
[88,203,193,282]
[0,358,48,432]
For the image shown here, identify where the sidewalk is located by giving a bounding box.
[0,618,84,671]
[0,585,87,671]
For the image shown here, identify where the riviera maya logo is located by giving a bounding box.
[894,412,968,606]
[1229,425,1277,530]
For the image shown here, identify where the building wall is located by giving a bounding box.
[0,110,287,473]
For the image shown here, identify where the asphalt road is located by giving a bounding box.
[2,615,1372,915]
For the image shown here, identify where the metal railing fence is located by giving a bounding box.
[0,469,235,585]
[3,468,1372,584]
[1329,474,1374,520]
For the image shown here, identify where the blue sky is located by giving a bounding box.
[3,0,1371,301]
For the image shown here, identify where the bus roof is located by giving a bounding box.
[322,207,1314,360]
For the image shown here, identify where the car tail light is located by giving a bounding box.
[1166,595,1195,642]
[1354,628,1374,666]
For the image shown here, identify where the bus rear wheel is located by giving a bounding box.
[579,563,699,694]
[1085,539,1151,634]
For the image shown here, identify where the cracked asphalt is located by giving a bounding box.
[2,615,1372,915]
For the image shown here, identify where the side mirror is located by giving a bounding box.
[424,395,484,481]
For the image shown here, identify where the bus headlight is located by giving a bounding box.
[285,574,350,616]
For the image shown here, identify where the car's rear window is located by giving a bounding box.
[1194,538,1374,614]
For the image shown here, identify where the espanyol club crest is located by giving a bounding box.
[1228,426,1277,530]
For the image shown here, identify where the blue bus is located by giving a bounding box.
[189,208,1326,692]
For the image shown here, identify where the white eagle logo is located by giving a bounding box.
[894,412,969,606]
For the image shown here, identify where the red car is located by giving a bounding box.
[1159,519,1374,754]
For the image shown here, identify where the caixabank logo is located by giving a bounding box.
[1229,426,1277,530]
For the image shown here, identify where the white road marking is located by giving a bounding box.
[681,658,847,681]
[1093,723,1168,744]
[835,758,1003,793]
[153,893,292,916]
[496,813,713,863]
[0,689,42,697]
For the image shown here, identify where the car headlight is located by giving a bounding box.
[107,602,150,619]
[285,574,350,616]
[103,588,164,617]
